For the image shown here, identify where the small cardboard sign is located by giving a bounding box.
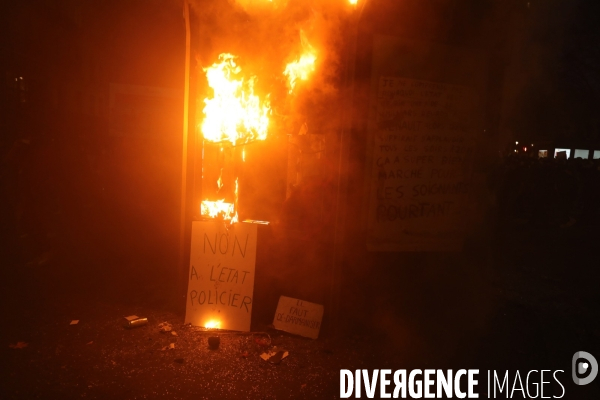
[273,296,324,339]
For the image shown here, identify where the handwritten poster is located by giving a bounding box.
[367,77,476,251]
[185,221,257,331]
[273,296,324,339]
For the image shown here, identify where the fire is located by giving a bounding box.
[284,31,317,93]
[348,0,358,4]
[200,53,270,223]
[201,200,235,221]
[201,53,270,146]
[204,320,221,329]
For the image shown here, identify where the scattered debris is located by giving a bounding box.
[124,316,148,329]
[240,351,249,358]
[260,347,289,364]
[301,384,307,389]
[158,322,172,333]
[86,341,93,345]
[161,343,176,351]
[70,320,79,325]
[9,342,28,349]
[208,336,220,350]
[171,331,178,336]
[254,338,270,347]
[174,358,184,364]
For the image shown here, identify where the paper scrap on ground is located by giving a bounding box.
[260,347,289,363]
[124,315,139,321]
[158,322,172,332]
[161,343,176,351]
[70,320,79,325]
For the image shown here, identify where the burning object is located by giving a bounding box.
[183,0,352,332]
[200,54,271,223]
[200,199,236,222]
[284,30,317,94]
[201,53,270,146]
[189,0,350,225]
[204,320,221,329]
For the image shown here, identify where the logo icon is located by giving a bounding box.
[572,351,598,385]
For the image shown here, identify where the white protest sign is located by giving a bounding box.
[273,296,324,339]
[185,221,257,332]
[366,76,476,251]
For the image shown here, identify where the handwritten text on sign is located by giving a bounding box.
[185,221,257,332]
[367,77,476,251]
[273,296,324,339]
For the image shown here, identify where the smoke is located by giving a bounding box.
[187,0,354,240]
[188,0,352,136]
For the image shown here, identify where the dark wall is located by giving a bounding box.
[335,0,518,361]
[0,1,185,298]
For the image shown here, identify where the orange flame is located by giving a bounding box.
[200,54,270,224]
[284,31,317,94]
[204,320,221,329]
[201,200,235,221]
[201,53,270,146]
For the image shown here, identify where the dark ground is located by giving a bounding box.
[1,217,600,399]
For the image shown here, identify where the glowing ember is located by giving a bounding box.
[204,320,221,329]
[201,200,235,221]
[201,53,270,146]
[284,30,317,93]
